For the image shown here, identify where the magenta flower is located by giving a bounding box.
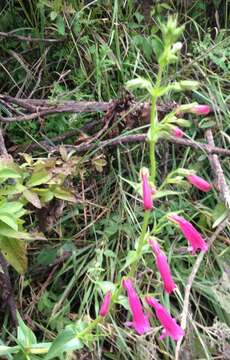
[99,291,111,317]
[186,174,212,192]
[141,168,153,211]
[171,126,184,138]
[122,278,151,335]
[191,104,211,115]
[149,239,176,294]
[169,214,208,253]
[145,296,184,341]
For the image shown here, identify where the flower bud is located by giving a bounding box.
[191,104,211,115]
[99,291,111,317]
[171,126,184,138]
[141,168,153,211]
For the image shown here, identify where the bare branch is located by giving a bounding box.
[0,31,64,43]
[206,129,230,209]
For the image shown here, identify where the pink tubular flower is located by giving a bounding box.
[99,291,111,317]
[171,126,184,138]
[186,174,212,192]
[191,104,211,115]
[149,239,176,294]
[122,278,151,335]
[141,168,153,211]
[169,214,208,253]
[145,296,184,341]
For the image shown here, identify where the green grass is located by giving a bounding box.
[1,1,230,359]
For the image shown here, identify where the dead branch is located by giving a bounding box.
[206,129,230,209]
[21,132,230,157]
[0,95,171,122]
[0,31,64,43]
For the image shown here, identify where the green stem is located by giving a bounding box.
[149,68,163,183]
[129,210,150,278]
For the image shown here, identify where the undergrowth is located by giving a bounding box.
[0,1,230,359]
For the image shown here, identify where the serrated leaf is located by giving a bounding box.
[91,156,107,173]
[0,237,27,274]
[23,189,42,209]
[56,16,65,36]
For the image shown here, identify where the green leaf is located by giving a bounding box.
[26,170,51,187]
[0,345,19,356]
[50,10,58,20]
[56,16,65,36]
[52,187,76,202]
[0,237,27,274]
[44,328,76,360]
[0,168,21,180]
[154,190,183,199]
[0,183,25,196]
[23,189,42,209]
[120,250,137,271]
[95,281,117,293]
[17,312,37,347]
[212,202,228,228]
[0,201,23,215]
[0,224,32,240]
[151,35,164,60]
[126,77,153,94]
[0,214,18,230]
[62,337,83,352]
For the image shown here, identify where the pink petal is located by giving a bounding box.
[145,296,184,342]
[149,240,176,294]
[169,214,208,253]
[141,169,153,211]
[191,104,211,115]
[187,174,212,192]
[99,291,111,317]
[122,278,151,335]
[171,126,184,138]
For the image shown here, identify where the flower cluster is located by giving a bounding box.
[98,104,212,342]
